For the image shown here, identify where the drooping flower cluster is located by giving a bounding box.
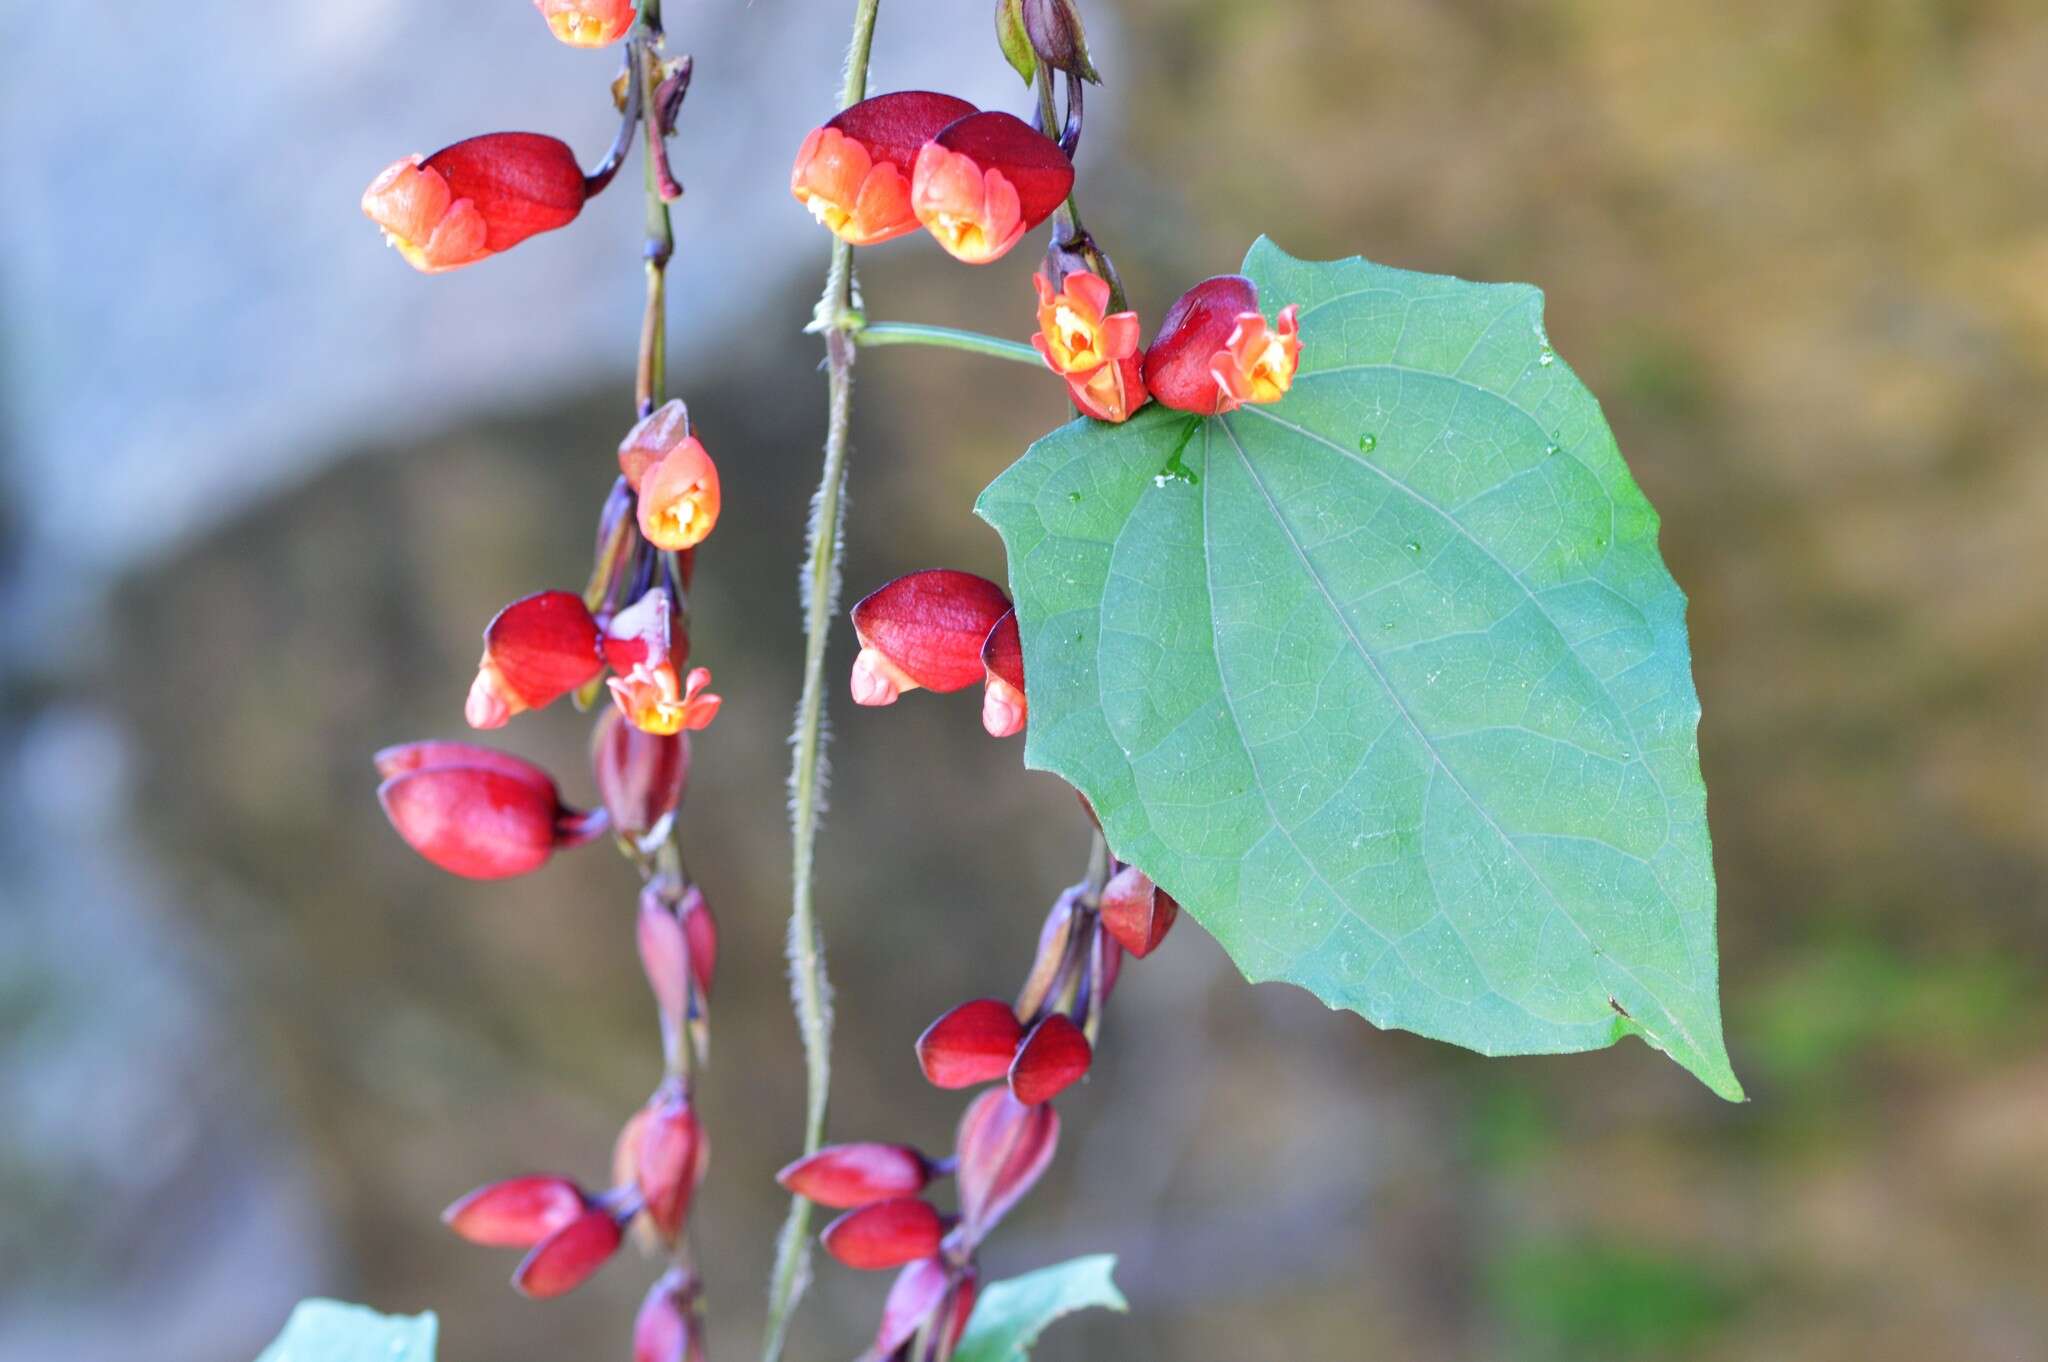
[363,13,721,1356]
[780,832,1181,1359]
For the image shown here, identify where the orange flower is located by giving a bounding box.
[790,91,978,247]
[1031,270,1137,376]
[362,133,586,274]
[792,129,914,245]
[535,0,636,47]
[362,157,489,274]
[912,144,1025,264]
[1212,304,1302,411]
[637,436,721,551]
[910,112,1073,265]
[610,663,722,737]
[1031,270,1147,422]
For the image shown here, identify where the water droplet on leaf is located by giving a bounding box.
[1358,433,1377,453]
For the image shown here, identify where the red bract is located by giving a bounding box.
[442,1175,586,1248]
[1009,1013,1092,1106]
[1099,864,1179,958]
[536,0,636,47]
[634,1269,702,1362]
[1032,270,1147,423]
[850,569,1013,706]
[911,111,1074,264]
[636,1089,705,1242]
[1143,274,1303,415]
[777,1143,931,1209]
[955,1088,1059,1240]
[981,607,1027,738]
[466,590,603,730]
[362,133,586,274]
[513,1207,624,1298]
[916,998,1025,1090]
[594,708,689,847]
[376,743,601,879]
[791,91,979,247]
[875,1257,952,1356]
[618,399,691,493]
[820,1197,945,1271]
[638,436,722,551]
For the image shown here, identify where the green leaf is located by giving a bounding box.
[977,239,1741,1100]
[255,1300,438,1362]
[954,1255,1128,1362]
[994,0,1036,86]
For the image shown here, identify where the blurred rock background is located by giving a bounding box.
[3,1,2044,1360]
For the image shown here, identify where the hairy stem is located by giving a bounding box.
[635,34,675,417]
[854,321,1043,366]
[762,2,881,1358]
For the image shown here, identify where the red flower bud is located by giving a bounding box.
[875,1257,951,1356]
[377,744,601,879]
[513,1206,624,1298]
[594,708,689,848]
[634,876,708,1044]
[850,570,1013,706]
[536,0,636,48]
[1021,0,1100,83]
[634,1269,704,1362]
[1008,1012,1091,1106]
[1143,275,1303,415]
[980,607,1027,738]
[362,133,586,274]
[442,1175,587,1248]
[792,91,980,247]
[465,590,604,730]
[954,1088,1059,1241]
[1032,270,1147,423]
[1098,864,1179,959]
[911,112,1074,264]
[637,436,721,552]
[636,1089,705,1243]
[916,999,1025,1090]
[618,399,691,493]
[777,1143,931,1209]
[820,1197,945,1271]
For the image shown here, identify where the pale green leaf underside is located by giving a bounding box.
[255,1300,438,1362]
[955,1254,1128,1362]
[978,239,1740,1100]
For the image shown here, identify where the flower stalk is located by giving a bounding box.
[764,1,882,1357]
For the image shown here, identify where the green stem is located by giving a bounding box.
[762,3,880,1359]
[854,321,1043,366]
